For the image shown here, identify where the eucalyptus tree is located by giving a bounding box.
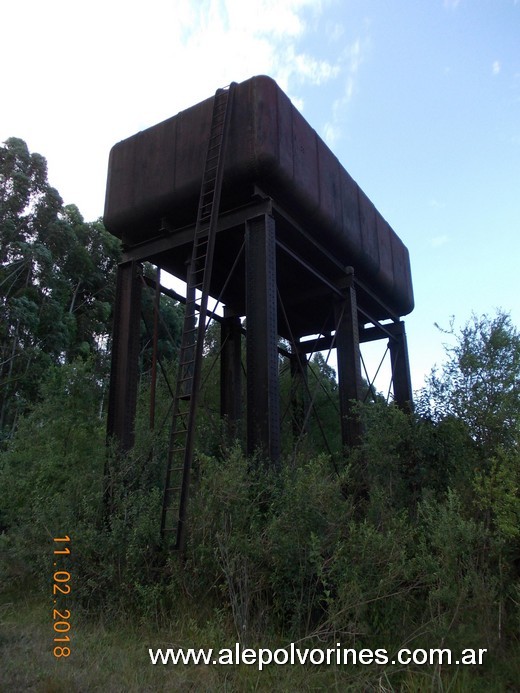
[0,138,120,439]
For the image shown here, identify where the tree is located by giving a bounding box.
[0,138,120,441]
[58,204,121,362]
[417,311,520,455]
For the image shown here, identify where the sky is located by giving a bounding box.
[1,0,519,394]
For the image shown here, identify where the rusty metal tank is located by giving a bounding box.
[104,75,413,318]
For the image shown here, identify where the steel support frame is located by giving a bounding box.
[220,307,243,440]
[389,321,413,409]
[245,213,281,463]
[107,197,413,469]
[335,273,364,448]
[122,198,274,265]
[106,260,143,452]
[289,346,309,441]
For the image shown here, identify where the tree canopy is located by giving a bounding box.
[0,138,121,439]
[417,311,520,455]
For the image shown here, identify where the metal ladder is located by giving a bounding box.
[160,84,234,550]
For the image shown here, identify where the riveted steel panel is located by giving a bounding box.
[104,75,414,318]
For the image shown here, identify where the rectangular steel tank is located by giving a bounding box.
[104,75,414,317]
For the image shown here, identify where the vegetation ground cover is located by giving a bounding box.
[1,138,519,691]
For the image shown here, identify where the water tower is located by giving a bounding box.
[103,76,414,549]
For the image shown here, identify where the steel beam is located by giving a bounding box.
[142,274,225,325]
[106,260,142,451]
[149,267,161,429]
[122,198,273,264]
[290,347,308,441]
[389,321,413,410]
[245,214,281,463]
[220,308,243,440]
[335,272,363,447]
[296,322,403,354]
[276,238,344,298]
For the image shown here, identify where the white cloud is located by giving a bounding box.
[430,235,449,248]
[172,1,341,97]
[275,45,341,94]
[492,60,501,75]
[326,21,345,42]
[322,38,366,147]
[443,0,461,9]
[323,122,341,147]
[0,0,336,221]
[291,96,306,111]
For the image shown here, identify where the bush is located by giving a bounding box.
[1,311,519,690]
[0,360,105,584]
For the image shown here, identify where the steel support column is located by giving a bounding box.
[149,267,161,430]
[182,262,196,401]
[106,260,142,451]
[335,272,363,448]
[389,321,413,411]
[220,307,242,441]
[290,348,308,441]
[245,214,281,463]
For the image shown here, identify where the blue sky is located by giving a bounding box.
[1,0,519,393]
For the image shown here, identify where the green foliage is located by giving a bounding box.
[265,454,349,633]
[1,308,519,689]
[416,490,501,647]
[187,447,269,639]
[139,263,183,374]
[418,311,520,455]
[0,358,171,617]
[0,138,121,441]
[277,351,342,456]
[473,448,520,542]
[0,359,105,583]
[1,136,519,687]
[353,401,477,510]
[178,432,518,686]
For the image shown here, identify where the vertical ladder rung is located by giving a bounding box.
[161,84,234,547]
